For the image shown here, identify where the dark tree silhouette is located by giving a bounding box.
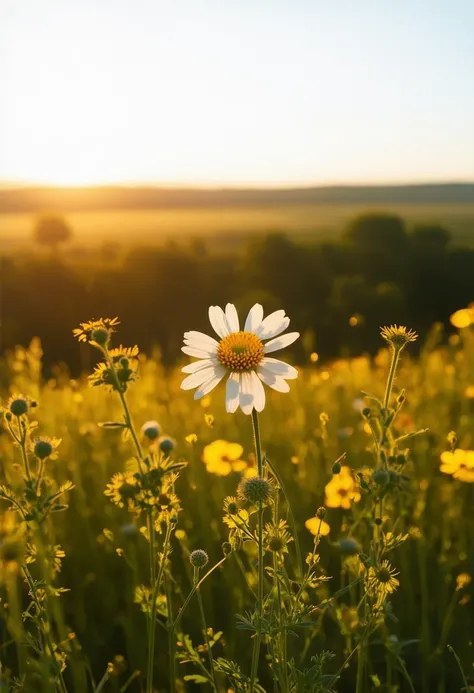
[33,214,72,251]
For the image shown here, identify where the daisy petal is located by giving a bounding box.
[225,372,240,413]
[260,357,298,379]
[244,303,264,334]
[181,358,214,374]
[255,310,289,339]
[184,331,219,350]
[194,366,227,399]
[181,366,218,390]
[257,368,291,393]
[239,371,255,415]
[225,303,240,333]
[182,345,215,359]
[263,332,300,354]
[183,340,218,356]
[208,306,230,339]
[250,370,266,412]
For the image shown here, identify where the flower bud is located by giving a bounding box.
[332,461,341,475]
[222,541,232,556]
[189,549,209,568]
[316,507,326,520]
[237,476,272,505]
[338,538,361,555]
[158,436,176,455]
[141,421,161,440]
[90,327,110,347]
[9,397,28,417]
[372,468,390,486]
[33,439,54,460]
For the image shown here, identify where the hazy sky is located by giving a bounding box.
[1,0,474,186]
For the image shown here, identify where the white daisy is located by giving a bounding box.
[181,303,299,414]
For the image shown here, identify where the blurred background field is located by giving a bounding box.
[1,326,474,692]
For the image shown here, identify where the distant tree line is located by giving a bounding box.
[2,212,473,374]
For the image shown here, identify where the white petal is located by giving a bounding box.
[181,358,214,374]
[239,371,255,415]
[244,303,264,334]
[260,357,298,379]
[184,331,219,350]
[263,332,300,354]
[225,372,240,413]
[225,303,240,333]
[255,310,287,339]
[181,366,218,390]
[193,366,227,399]
[208,306,230,339]
[257,368,291,393]
[250,370,266,412]
[182,345,215,359]
[183,339,218,356]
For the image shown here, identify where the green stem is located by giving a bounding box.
[22,566,68,693]
[172,557,228,632]
[195,570,218,692]
[250,409,265,693]
[17,418,32,482]
[146,521,173,693]
[252,409,263,477]
[165,575,176,693]
[104,348,145,472]
[383,348,401,411]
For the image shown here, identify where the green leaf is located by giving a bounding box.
[98,421,127,428]
[183,674,209,684]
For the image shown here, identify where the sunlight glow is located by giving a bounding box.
[1,0,474,186]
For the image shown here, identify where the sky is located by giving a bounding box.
[1,0,474,187]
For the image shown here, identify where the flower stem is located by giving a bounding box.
[165,574,176,693]
[250,409,265,693]
[383,347,401,411]
[146,521,172,693]
[104,347,145,472]
[22,565,68,693]
[195,568,218,692]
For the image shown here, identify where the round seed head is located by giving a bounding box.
[332,461,341,475]
[237,476,272,505]
[158,436,176,455]
[227,501,239,515]
[268,536,284,552]
[316,506,327,520]
[372,468,390,486]
[9,398,28,417]
[338,538,361,556]
[189,549,209,568]
[141,420,161,440]
[90,327,110,347]
[33,439,54,460]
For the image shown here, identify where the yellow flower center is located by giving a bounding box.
[217,331,264,371]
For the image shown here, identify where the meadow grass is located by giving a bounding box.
[1,324,474,692]
[2,203,474,250]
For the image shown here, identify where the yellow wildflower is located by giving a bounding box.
[450,305,474,329]
[440,450,474,483]
[456,573,471,591]
[202,440,247,476]
[305,516,331,537]
[325,466,361,509]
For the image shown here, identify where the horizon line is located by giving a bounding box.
[1,178,474,191]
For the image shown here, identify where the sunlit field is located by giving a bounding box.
[1,314,474,693]
[2,203,474,251]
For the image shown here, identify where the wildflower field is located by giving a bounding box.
[1,308,474,693]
